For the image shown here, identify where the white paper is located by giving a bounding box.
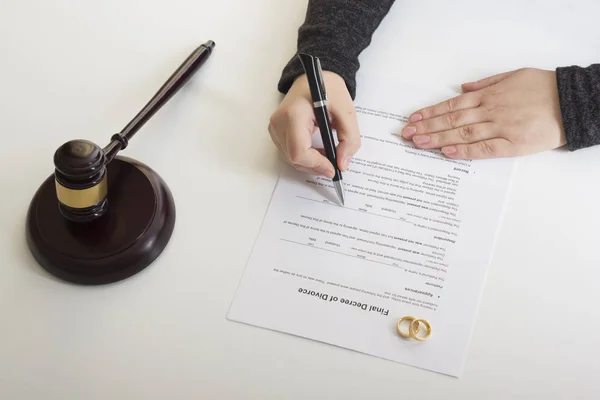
[228,77,515,377]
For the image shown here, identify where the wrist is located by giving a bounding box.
[278,53,357,100]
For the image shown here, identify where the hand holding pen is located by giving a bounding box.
[267,59,361,201]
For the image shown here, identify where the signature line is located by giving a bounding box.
[280,238,407,271]
[296,196,412,224]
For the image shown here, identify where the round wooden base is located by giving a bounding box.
[25,156,175,285]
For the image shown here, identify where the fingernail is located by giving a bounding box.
[409,113,422,123]
[403,126,416,138]
[343,157,351,170]
[413,135,430,145]
[443,146,457,155]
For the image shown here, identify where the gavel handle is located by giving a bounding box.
[104,40,215,162]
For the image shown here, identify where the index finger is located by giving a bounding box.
[408,91,482,122]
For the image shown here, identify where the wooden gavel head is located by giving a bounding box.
[53,139,108,222]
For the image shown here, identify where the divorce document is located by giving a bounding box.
[228,76,515,377]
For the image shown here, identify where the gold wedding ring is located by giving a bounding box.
[397,316,431,342]
[396,316,420,338]
[409,318,431,341]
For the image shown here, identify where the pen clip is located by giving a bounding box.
[315,57,327,101]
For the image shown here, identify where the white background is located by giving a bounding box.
[1,0,599,398]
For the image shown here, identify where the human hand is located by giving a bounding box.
[401,68,566,159]
[268,71,360,177]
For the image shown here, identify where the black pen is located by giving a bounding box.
[297,53,345,206]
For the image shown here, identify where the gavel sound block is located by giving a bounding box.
[25,41,215,285]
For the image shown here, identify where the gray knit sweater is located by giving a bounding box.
[278,0,599,152]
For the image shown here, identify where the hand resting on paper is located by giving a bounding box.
[401,68,567,159]
[268,71,361,177]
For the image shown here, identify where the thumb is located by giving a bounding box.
[330,105,361,171]
[461,70,518,92]
[301,148,336,178]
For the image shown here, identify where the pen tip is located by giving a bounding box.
[334,180,345,207]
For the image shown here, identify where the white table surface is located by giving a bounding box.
[2,0,600,398]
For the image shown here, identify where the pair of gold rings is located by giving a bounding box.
[397,316,431,341]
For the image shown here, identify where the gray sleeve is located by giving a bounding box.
[277,0,397,100]
[556,64,600,151]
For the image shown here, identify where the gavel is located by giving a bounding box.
[26,40,215,285]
